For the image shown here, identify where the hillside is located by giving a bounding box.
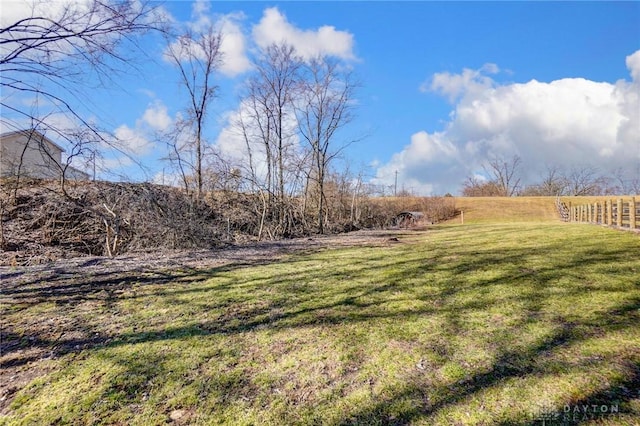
[450,196,561,223]
[448,195,639,225]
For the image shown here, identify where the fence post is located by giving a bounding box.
[630,197,636,230]
[617,198,623,227]
[568,202,572,222]
[599,202,603,224]
[607,199,613,226]
[598,202,602,224]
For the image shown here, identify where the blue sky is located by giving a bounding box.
[2,1,639,194]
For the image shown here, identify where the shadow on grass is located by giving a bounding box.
[338,300,640,425]
[0,259,280,369]
[494,367,640,426]
[2,224,639,423]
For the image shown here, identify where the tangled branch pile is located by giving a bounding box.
[0,180,230,265]
[0,180,458,266]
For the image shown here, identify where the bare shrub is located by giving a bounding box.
[1,178,457,265]
[0,180,226,264]
[357,196,457,229]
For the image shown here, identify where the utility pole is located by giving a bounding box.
[394,170,398,197]
[91,150,96,181]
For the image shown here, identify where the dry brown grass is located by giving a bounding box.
[448,196,561,223]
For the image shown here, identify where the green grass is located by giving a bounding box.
[2,223,639,425]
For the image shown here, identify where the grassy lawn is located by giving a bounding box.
[453,197,561,224]
[2,222,639,425]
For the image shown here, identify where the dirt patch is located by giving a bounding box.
[0,229,418,412]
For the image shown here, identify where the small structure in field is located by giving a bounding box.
[394,211,427,228]
[0,129,89,180]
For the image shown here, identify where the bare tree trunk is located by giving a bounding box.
[0,198,5,250]
[196,130,203,198]
[298,56,356,233]
[245,43,302,237]
[317,158,325,234]
[164,27,222,198]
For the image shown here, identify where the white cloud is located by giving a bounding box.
[1,0,92,28]
[421,63,499,103]
[1,0,163,61]
[164,3,250,77]
[112,100,175,156]
[213,100,301,188]
[165,5,356,77]
[1,0,89,61]
[373,131,463,195]
[93,98,174,159]
[252,7,356,61]
[141,101,172,132]
[218,14,252,76]
[615,51,640,150]
[191,0,209,20]
[626,50,640,81]
[214,107,249,164]
[375,50,640,195]
[114,124,153,156]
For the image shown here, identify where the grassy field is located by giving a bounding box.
[2,219,639,425]
[452,197,560,224]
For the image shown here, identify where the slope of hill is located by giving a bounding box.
[450,196,561,223]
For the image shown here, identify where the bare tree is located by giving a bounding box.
[461,175,502,197]
[1,0,162,163]
[297,56,356,234]
[1,1,167,256]
[538,165,567,196]
[249,43,302,234]
[231,102,272,240]
[239,78,278,205]
[163,26,222,198]
[522,165,568,196]
[485,155,522,196]
[611,166,640,195]
[565,165,606,196]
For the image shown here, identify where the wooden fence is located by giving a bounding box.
[559,197,639,230]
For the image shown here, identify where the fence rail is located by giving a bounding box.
[561,197,639,230]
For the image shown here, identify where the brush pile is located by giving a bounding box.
[0,180,233,265]
[0,180,458,266]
